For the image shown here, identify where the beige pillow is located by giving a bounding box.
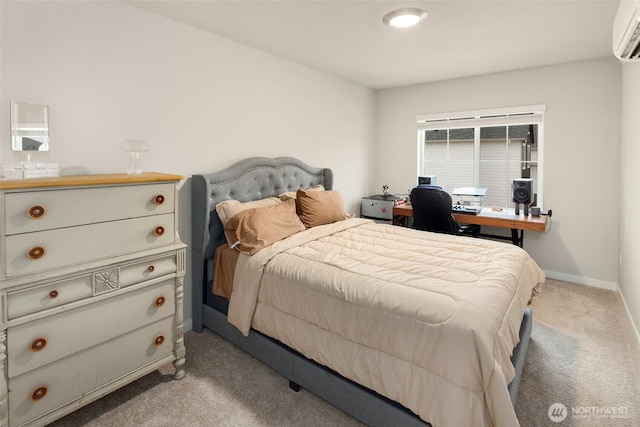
[295,188,347,228]
[215,197,282,225]
[278,184,325,201]
[223,199,305,255]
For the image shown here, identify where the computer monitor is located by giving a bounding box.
[418,175,437,186]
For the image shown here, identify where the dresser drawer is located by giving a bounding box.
[6,275,93,320]
[3,183,175,235]
[8,316,174,427]
[119,254,178,288]
[7,279,175,378]
[6,253,179,320]
[4,214,175,277]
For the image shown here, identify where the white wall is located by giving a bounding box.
[375,59,621,289]
[619,62,640,338]
[0,1,375,330]
[3,1,634,336]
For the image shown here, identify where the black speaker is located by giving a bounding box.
[512,179,533,215]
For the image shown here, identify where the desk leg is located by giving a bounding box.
[511,229,524,247]
[393,215,411,228]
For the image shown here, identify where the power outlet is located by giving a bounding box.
[619,252,623,267]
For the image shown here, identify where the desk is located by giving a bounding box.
[393,204,549,247]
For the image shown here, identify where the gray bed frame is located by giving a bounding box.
[191,156,532,427]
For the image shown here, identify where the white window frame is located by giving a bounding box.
[416,104,546,208]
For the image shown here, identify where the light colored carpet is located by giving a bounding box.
[514,279,640,426]
[50,279,639,426]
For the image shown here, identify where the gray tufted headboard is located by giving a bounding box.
[191,157,333,331]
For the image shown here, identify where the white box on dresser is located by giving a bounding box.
[0,173,187,427]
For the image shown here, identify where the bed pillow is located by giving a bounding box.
[278,184,325,201]
[223,198,305,255]
[295,188,348,228]
[216,197,282,225]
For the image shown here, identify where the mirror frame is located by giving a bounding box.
[10,100,50,152]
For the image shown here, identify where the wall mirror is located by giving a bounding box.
[11,100,50,152]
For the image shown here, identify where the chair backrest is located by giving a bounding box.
[410,186,459,234]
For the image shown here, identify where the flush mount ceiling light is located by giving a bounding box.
[382,7,428,28]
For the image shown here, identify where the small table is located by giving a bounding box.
[393,204,549,247]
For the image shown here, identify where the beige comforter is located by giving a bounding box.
[228,218,545,427]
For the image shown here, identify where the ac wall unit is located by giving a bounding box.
[613,0,640,61]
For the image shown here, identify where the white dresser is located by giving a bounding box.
[0,173,187,427]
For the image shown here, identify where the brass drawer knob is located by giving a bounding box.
[147,265,155,273]
[154,195,165,205]
[28,205,46,219]
[153,335,165,347]
[31,386,48,402]
[30,337,48,352]
[49,290,59,299]
[155,296,165,307]
[153,226,165,237]
[28,246,46,260]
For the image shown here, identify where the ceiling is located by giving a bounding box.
[129,0,621,90]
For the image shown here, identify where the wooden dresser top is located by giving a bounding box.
[0,172,184,190]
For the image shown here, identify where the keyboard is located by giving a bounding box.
[451,205,482,215]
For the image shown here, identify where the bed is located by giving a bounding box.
[191,157,544,427]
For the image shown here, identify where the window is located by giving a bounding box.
[417,105,545,208]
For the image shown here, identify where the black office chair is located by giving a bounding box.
[410,186,481,237]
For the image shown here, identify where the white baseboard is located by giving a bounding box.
[183,319,193,333]
[617,286,640,349]
[543,270,618,291]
